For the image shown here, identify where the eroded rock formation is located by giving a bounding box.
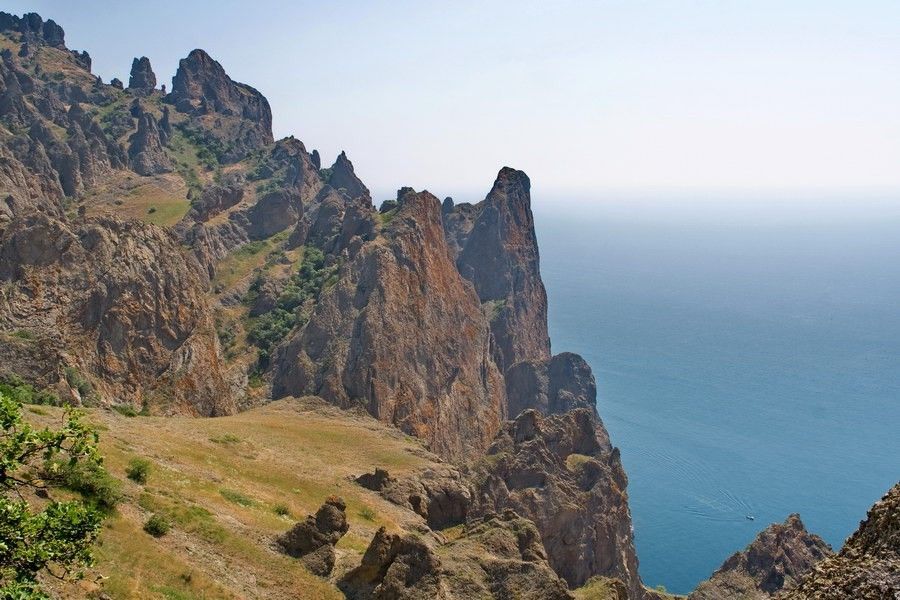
[277,496,349,576]
[340,510,573,600]
[128,56,156,93]
[690,514,832,600]
[273,189,506,460]
[783,482,900,600]
[168,48,273,161]
[469,408,638,594]
[0,214,233,415]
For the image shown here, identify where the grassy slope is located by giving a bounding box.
[27,398,437,600]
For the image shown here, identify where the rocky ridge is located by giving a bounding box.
[690,514,833,600]
[782,482,900,600]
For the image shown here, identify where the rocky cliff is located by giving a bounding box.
[0,10,646,597]
[690,514,832,600]
[469,408,640,595]
[0,214,232,414]
[782,482,900,600]
[272,189,506,459]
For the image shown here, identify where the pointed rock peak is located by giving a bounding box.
[488,166,531,200]
[327,151,369,200]
[442,197,454,213]
[690,513,832,600]
[310,148,321,170]
[169,47,273,160]
[128,56,156,92]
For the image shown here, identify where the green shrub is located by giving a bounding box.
[63,367,97,403]
[0,391,107,594]
[273,503,291,517]
[358,506,377,521]
[143,514,171,537]
[210,433,241,445]
[126,458,152,484]
[112,404,139,417]
[0,374,60,406]
[54,459,122,511]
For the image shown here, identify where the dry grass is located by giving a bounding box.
[82,172,190,227]
[29,397,437,599]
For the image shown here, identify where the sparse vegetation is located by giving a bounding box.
[219,488,255,507]
[273,503,291,517]
[0,374,60,406]
[112,404,139,417]
[210,433,241,445]
[358,506,377,521]
[63,366,98,405]
[247,247,339,370]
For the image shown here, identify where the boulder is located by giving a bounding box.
[277,496,349,576]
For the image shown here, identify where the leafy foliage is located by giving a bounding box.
[0,391,108,595]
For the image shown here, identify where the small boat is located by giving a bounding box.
[746,515,755,521]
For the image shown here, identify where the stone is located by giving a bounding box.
[127,56,156,93]
[326,150,369,200]
[469,408,640,595]
[169,49,273,161]
[277,496,349,576]
[690,514,832,599]
[782,482,900,600]
[127,109,172,175]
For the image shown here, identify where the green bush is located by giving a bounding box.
[0,391,107,594]
[273,503,291,517]
[126,458,152,484]
[358,506,377,521]
[54,459,122,511]
[0,374,60,406]
[112,404,139,417]
[246,247,338,362]
[63,367,97,404]
[143,514,170,537]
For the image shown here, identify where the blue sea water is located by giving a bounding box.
[533,195,900,595]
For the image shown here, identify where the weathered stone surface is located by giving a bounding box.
[440,510,574,600]
[168,48,273,162]
[782,482,900,600]
[340,510,573,600]
[340,526,444,599]
[690,514,832,600]
[272,189,505,460]
[506,352,598,419]
[327,150,369,200]
[470,408,639,595]
[0,214,234,415]
[277,496,349,576]
[377,465,472,530]
[127,56,156,93]
[446,167,550,372]
[127,108,172,175]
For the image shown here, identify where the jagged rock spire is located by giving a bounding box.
[128,56,156,93]
[326,150,369,200]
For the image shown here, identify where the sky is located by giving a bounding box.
[7,1,900,202]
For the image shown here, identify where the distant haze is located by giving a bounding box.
[11,0,900,202]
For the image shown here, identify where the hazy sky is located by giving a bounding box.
[8,1,900,201]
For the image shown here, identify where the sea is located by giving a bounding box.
[533,194,900,595]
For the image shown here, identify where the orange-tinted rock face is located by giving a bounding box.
[0,214,234,415]
[273,190,505,459]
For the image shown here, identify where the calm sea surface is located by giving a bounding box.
[534,196,900,594]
